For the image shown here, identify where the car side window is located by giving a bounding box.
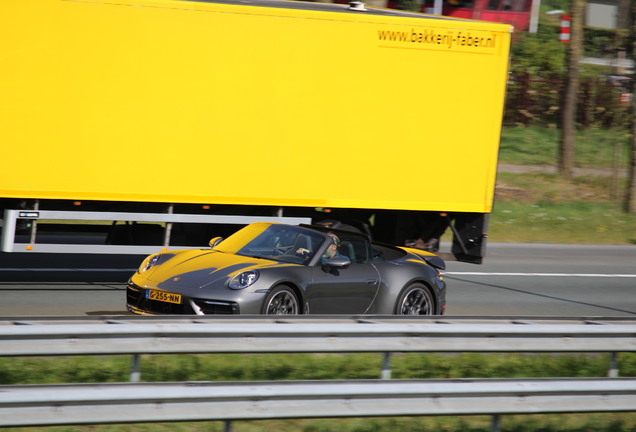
[337,233,371,264]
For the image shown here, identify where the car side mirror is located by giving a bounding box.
[209,237,223,249]
[323,256,351,269]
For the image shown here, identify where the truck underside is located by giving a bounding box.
[1,199,487,263]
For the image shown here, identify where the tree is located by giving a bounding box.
[559,0,585,179]
[625,2,636,214]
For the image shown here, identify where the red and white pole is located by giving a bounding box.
[560,14,571,43]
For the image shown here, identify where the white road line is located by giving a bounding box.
[445,272,636,278]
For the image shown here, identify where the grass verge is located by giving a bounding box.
[490,172,636,244]
[5,414,636,432]
[4,352,635,385]
[493,126,636,244]
[499,126,631,168]
[490,200,636,244]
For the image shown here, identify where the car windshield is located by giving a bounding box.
[214,223,327,265]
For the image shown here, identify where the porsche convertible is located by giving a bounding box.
[126,222,446,315]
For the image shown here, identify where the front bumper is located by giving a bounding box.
[126,282,240,315]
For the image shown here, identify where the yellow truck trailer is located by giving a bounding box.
[0,0,512,263]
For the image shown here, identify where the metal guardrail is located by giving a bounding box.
[1,316,635,428]
[1,316,636,356]
[2,378,636,428]
[1,209,310,254]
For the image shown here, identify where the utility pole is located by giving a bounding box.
[559,0,585,179]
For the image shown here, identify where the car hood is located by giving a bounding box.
[140,250,297,291]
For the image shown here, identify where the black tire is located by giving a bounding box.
[395,283,435,315]
[262,285,299,315]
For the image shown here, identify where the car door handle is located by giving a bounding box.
[366,279,378,285]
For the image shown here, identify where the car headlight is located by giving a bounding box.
[229,270,259,290]
[138,254,162,274]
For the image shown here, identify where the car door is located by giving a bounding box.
[306,233,380,314]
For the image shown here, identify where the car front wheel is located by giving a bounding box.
[395,283,435,315]
[262,286,299,315]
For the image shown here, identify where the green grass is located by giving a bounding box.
[499,126,631,168]
[5,352,635,385]
[490,200,636,245]
[489,172,636,244]
[488,126,636,244]
[5,414,636,432]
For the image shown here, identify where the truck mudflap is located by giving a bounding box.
[449,212,488,265]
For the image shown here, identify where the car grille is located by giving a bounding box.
[192,300,239,315]
[127,282,239,315]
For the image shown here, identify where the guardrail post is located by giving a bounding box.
[609,352,619,378]
[224,420,233,432]
[130,354,141,382]
[381,352,392,379]
[492,414,501,432]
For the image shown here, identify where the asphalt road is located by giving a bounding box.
[444,243,636,317]
[0,243,635,317]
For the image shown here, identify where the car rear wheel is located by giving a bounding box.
[396,283,435,315]
[262,286,299,315]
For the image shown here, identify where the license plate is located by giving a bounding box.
[146,289,182,304]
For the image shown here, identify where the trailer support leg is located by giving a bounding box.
[163,203,174,248]
[28,200,40,245]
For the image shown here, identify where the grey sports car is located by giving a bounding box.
[126,222,446,315]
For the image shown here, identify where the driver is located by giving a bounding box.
[321,233,341,263]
